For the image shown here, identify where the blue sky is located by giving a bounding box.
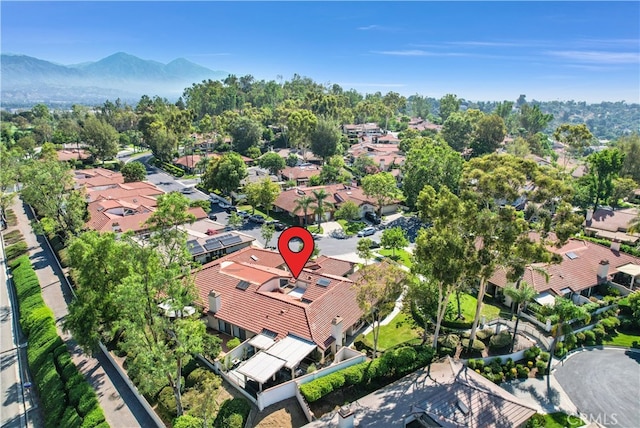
[2,1,639,103]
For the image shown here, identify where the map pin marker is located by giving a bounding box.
[278,226,315,279]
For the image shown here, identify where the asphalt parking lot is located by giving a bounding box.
[553,348,640,427]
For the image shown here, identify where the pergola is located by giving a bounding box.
[235,334,317,392]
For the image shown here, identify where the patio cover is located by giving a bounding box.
[534,291,555,306]
[236,351,286,385]
[617,263,640,278]
[248,333,276,351]
[266,335,317,370]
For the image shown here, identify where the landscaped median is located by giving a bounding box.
[9,254,108,428]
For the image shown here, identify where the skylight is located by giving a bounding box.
[566,252,579,260]
[317,278,331,287]
[236,280,250,291]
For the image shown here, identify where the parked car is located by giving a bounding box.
[208,212,218,221]
[237,210,250,219]
[331,229,348,239]
[370,240,381,249]
[365,211,381,225]
[357,226,376,237]
[218,201,231,209]
[249,214,265,224]
[181,187,196,194]
[225,206,238,214]
[266,220,286,231]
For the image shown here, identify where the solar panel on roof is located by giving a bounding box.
[317,278,331,287]
[566,252,579,260]
[204,240,222,251]
[186,240,205,255]
[261,329,278,338]
[236,280,250,290]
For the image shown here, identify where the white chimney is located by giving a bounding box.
[337,404,355,428]
[586,209,593,222]
[379,159,386,171]
[598,259,610,281]
[332,316,344,349]
[208,290,221,313]
[611,239,621,252]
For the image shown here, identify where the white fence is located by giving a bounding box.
[296,384,315,423]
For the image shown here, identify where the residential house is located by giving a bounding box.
[584,207,639,244]
[182,217,255,264]
[193,247,362,368]
[304,357,536,428]
[280,164,322,187]
[408,117,442,132]
[57,149,92,163]
[174,154,216,174]
[349,142,405,173]
[489,237,640,306]
[342,123,383,138]
[273,183,398,225]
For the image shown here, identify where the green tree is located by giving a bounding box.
[20,158,87,240]
[253,178,281,218]
[439,94,460,122]
[287,108,317,154]
[615,133,640,183]
[354,263,407,357]
[260,223,275,248]
[258,152,286,176]
[441,112,473,152]
[503,282,537,353]
[519,104,553,137]
[0,146,21,215]
[227,212,242,230]
[554,124,594,170]
[121,161,147,183]
[609,177,637,209]
[493,100,514,120]
[285,153,299,167]
[547,298,590,373]
[181,375,222,427]
[401,140,463,208]
[380,227,408,258]
[311,189,332,231]
[229,116,262,155]
[412,185,477,350]
[586,148,625,209]
[471,114,506,156]
[356,238,373,265]
[293,195,314,228]
[505,137,531,158]
[309,117,341,162]
[81,115,120,162]
[334,200,360,221]
[351,154,379,180]
[202,153,248,196]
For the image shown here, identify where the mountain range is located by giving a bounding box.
[1,52,229,107]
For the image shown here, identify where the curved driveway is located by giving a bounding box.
[554,348,640,428]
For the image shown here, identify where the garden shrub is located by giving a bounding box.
[554,343,567,358]
[441,319,473,329]
[467,359,477,370]
[564,333,577,350]
[186,367,217,388]
[538,352,550,363]
[81,407,106,428]
[476,328,494,341]
[489,331,512,350]
[60,407,83,428]
[437,334,460,349]
[600,317,620,332]
[306,363,317,374]
[173,415,204,428]
[393,346,418,375]
[300,382,323,402]
[583,330,596,346]
[575,332,586,346]
[475,359,485,370]
[342,365,364,385]
[157,386,177,419]
[437,347,455,358]
[592,325,606,343]
[5,241,28,260]
[461,338,485,352]
[226,337,241,350]
[77,393,98,417]
[535,360,547,375]
[213,398,251,428]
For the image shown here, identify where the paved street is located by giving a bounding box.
[554,348,640,427]
[0,233,28,428]
[10,200,158,428]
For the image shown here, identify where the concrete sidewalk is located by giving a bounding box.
[11,199,157,428]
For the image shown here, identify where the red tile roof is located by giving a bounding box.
[490,238,640,295]
[193,248,359,349]
[274,184,375,216]
[74,168,125,188]
[585,208,638,234]
[281,165,322,181]
[57,149,91,161]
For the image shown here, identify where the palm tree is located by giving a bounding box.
[311,189,333,233]
[546,297,590,374]
[504,281,537,353]
[293,195,314,228]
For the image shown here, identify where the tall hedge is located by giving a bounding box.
[10,254,108,427]
[300,344,434,403]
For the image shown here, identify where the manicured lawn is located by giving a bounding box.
[604,330,640,347]
[364,312,422,351]
[308,225,324,234]
[337,219,366,235]
[450,292,502,322]
[378,249,413,268]
[536,412,585,428]
[237,205,274,221]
